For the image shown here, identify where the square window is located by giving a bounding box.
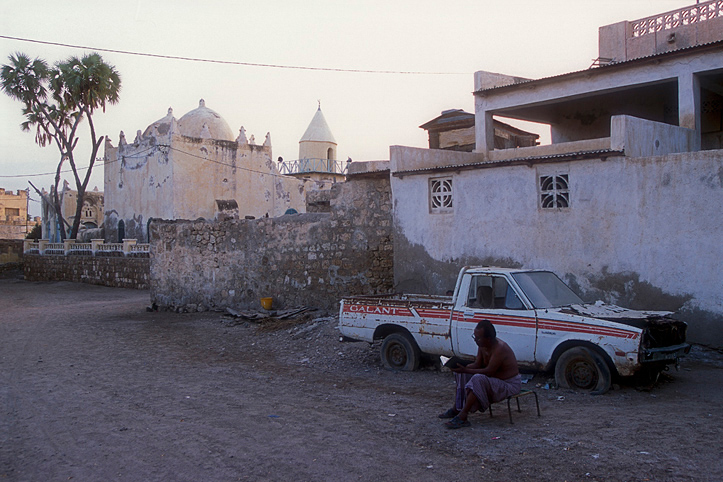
[539,174,569,209]
[429,177,453,213]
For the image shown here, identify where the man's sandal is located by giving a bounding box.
[444,416,471,429]
[438,408,460,419]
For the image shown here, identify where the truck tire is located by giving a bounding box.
[555,346,611,395]
[380,333,421,371]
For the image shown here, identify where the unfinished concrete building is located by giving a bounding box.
[390,1,723,346]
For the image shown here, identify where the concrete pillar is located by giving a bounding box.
[23,239,33,253]
[38,239,48,254]
[678,73,702,151]
[63,239,75,255]
[475,109,495,155]
[123,238,137,255]
[91,239,104,255]
[598,21,628,62]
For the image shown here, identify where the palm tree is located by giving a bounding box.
[1,52,121,240]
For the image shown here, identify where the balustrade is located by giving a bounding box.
[632,0,723,38]
[278,158,349,176]
[24,239,150,256]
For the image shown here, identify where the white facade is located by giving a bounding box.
[103,100,308,242]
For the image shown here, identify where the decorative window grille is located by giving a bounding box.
[540,174,570,209]
[430,177,453,213]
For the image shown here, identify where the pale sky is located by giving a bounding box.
[0,0,692,215]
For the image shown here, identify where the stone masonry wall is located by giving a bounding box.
[0,239,23,271]
[23,254,150,289]
[150,173,393,312]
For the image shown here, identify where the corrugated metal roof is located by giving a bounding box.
[392,149,624,176]
[474,39,723,94]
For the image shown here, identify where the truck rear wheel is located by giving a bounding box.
[380,333,421,371]
[555,346,611,395]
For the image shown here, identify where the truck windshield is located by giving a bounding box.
[511,271,583,309]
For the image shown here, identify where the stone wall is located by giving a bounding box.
[23,254,150,289]
[0,239,23,271]
[0,223,33,240]
[150,168,393,312]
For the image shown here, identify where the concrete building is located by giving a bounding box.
[420,109,539,152]
[103,99,308,242]
[389,1,723,346]
[473,1,723,156]
[41,182,104,241]
[0,188,35,239]
[279,105,348,184]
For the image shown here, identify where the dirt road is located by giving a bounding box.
[1,276,722,481]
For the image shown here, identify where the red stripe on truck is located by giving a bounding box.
[453,311,639,340]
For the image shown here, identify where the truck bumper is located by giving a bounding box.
[641,343,691,363]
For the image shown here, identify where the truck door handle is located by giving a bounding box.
[463,310,475,318]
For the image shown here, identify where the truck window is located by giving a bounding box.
[467,275,524,310]
[511,271,583,308]
[504,284,524,309]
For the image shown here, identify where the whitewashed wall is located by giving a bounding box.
[390,146,723,346]
[104,134,307,242]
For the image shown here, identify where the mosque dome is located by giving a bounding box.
[142,107,176,138]
[177,99,235,141]
[300,106,337,144]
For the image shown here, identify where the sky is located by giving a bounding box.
[0,0,693,216]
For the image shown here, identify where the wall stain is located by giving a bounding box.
[394,230,521,294]
[582,266,692,312]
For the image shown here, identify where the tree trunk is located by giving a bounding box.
[52,185,66,241]
[69,187,85,240]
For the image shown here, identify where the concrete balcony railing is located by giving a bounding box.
[488,115,698,162]
[24,239,150,256]
[631,0,723,38]
[600,0,723,62]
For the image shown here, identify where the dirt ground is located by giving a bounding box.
[1,275,722,482]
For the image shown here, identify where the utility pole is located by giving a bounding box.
[25,187,29,235]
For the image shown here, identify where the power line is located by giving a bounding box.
[1,143,316,181]
[162,145,306,179]
[0,146,156,178]
[0,34,468,75]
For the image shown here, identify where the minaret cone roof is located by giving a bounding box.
[300,107,337,144]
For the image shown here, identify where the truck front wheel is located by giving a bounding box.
[555,346,611,395]
[380,333,421,371]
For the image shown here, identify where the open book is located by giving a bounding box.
[439,356,473,369]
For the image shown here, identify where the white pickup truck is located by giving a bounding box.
[339,267,689,394]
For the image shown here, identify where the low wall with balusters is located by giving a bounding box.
[22,239,150,289]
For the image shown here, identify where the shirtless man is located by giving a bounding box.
[440,319,521,429]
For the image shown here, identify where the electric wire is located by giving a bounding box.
[162,144,316,179]
[0,145,156,178]
[0,34,468,75]
[0,142,326,181]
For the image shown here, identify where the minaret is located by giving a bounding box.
[299,103,337,165]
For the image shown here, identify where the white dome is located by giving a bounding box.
[177,99,234,141]
[143,107,176,138]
